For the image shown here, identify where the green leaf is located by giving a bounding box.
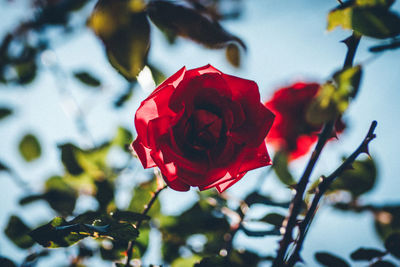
[328,5,400,39]
[329,157,377,198]
[355,0,395,7]
[15,60,37,85]
[18,134,41,162]
[0,107,12,121]
[0,160,9,172]
[172,255,202,267]
[244,192,290,208]
[111,126,133,150]
[88,0,150,80]
[30,214,139,248]
[147,64,166,86]
[114,83,135,108]
[272,151,296,186]
[306,66,362,125]
[111,210,150,223]
[350,247,386,261]
[59,143,84,175]
[370,260,397,267]
[73,71,101,87]
[20,176,78,215]
[0,257,16,267]
[95,179,115,212]
[260,213,285,228]
[385,233,400,258]
[315,252,350,267]
[147,0,246,49]
[4,215,35,249]
[129,176,161,216]
[225,43,241,67]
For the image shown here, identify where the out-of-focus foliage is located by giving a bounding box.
[1,0,400,266]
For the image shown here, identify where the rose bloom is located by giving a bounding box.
[265,82,345,160]
[132,65,275,192]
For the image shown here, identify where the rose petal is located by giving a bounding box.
[131,138,156,168]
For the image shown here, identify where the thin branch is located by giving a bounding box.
[272,32,361,267]
[125,185,167,267]
[287,121,377,266]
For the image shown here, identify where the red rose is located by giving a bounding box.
[265,82,345,160]
[132,65,275,192]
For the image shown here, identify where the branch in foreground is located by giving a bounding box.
[286,120,377,266]
[125,185,167,267]
[272,32,361,267]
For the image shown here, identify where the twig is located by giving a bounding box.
[272,32,361,267]
[125,185,167,267]
[286,121,377,266]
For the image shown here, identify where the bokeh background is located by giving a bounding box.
[1,0,400,266]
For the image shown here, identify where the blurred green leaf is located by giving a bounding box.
[129,176,161,217]
[20,175,78,215]
[260,213,285,228]
[240,226,280,237]
[111,126,133,150]
[374,206,400,241]
[370,260,397,267]
[148,64,166,86]
[95,179,115,212]
[114,83,135,108]
[15,60,37,85]
[328,5,400,39]
[147,0,246,49]
[4,215,35,249]
[356,0,395,7]
[0,107,12,121]
[88,0,150,80]
[195,250,261,267]
[111,210,150,223]
[0,256,16,267]
[0,160,9,172]
[244,192,290,208]
[73,71,101,87]
[19,134,41,162]
[100,240,128,261]
[385,233,400,258]
[370,39,400,52]
[329,157,377,198]
[307,66,362,125]
[315,252,350,267]
[59,143,84,175]
[272,151,296,186]
[172,255,202,267]
[225,43,241,67]
[350,247,386,261]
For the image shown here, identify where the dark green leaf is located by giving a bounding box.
[370,39,400,52]
[0,160,9,172]
[15,60,37,85]
[129,176,161,216]
[385,233,400,258]
[19,134,41,162]
[111,211,150,223]
[244,192,290,208]
[370,260,397,267]
[73,71,101,87]
[4,215,35,249]
[355,0,395,7]
[89,1,150,80]
[0,256,16,267]
[148,0,246,49]
[171,255,202,267]
[272,151,296,186]
[329,157,377,198]
[350,247,386,261]
[0,107,12,121]
[240,226,280,237]
[59,143,84,175]
[114,83,135,108]
[95,179,114,212]
[30,214,138,248]
[315,252,350,267]
[260,213,285,228]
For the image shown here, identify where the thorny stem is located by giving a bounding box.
[272,32,361,267]
[125,185,167,267]
[287,121,377,266]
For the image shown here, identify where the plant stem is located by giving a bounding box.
[286,121,377,266]
[125,185,167,267]
[272,32,361,267]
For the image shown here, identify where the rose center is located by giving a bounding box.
[185,109,223,152]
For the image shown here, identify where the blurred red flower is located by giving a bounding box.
[265,82,345,160]
[132,65,275,192]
